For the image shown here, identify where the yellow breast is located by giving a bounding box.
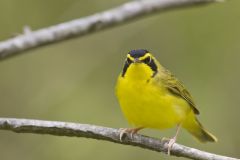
[116,63,190,129]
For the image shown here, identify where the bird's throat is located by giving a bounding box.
[125,63,153,82]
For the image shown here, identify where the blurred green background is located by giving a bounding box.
[0,0,239,159]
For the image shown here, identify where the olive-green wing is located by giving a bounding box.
[160,68,200,115]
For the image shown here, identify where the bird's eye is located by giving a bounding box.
[143,56,151,64]
[126,58,133,64]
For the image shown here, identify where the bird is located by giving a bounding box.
[115,49,217,154]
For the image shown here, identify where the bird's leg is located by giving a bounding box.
[119,127,144,141]
[167,124,181,155]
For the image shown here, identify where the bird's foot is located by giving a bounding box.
[167,137,176,155]
[119,127,143,141]
[164,124,181,155]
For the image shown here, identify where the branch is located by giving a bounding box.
[0,118,237,160]
[0,0,222,60]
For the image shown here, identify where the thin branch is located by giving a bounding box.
[0,0,222,60]
[0,118,237,160]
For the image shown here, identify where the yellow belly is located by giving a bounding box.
[116,77,191,130]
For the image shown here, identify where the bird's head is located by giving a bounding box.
[121,49,159,80]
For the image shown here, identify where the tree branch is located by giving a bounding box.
[0,0,222,60]
[0,118,237,160]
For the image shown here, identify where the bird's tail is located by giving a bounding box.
[182,112,217,143]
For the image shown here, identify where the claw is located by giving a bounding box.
[119,128,128,141]
[118,127,143,142]
[161,137,170,142]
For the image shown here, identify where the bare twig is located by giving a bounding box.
[0,0,222,60]
[0,118,237,160]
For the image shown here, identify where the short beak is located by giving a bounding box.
[133,58,141,63]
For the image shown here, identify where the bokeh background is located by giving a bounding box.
[0,0,239,159]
